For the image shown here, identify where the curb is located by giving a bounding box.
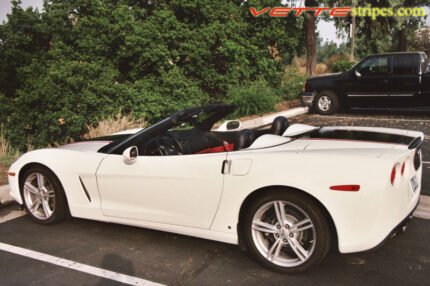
[240,107,309,129]
[0,184,14,207]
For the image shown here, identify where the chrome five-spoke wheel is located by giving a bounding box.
[243,191,331,273]
[21,166,68,224]
[251,201,315,267]
[23,172,56,220]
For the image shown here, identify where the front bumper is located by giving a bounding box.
[300,92,316,107]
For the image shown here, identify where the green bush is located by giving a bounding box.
[226,79,280,118]
[331,60,356,73]
[0,1,306,150]
[281,67,306,100]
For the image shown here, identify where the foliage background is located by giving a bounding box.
[0,0,428,150]
[0,0,309,149]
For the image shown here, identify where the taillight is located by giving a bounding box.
[390,164,397,185]
[401,161,406,176]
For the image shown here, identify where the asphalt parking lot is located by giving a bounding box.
[1,108,429,286]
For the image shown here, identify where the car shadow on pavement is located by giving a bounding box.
[95,254,137,286]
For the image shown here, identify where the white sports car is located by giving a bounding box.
[8,104,423,273]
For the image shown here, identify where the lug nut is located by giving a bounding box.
[283,239,287,243]
[285,225,290,229]
[275,234,279,238]
[289,233,294,237]
[277,225,281,229]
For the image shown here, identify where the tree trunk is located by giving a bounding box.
[306,13,316,76]
[398,28,407,51]
[350,14,355,61]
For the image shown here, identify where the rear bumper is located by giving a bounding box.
[366,198,419,252]
[337,160,422,253]
[300,92,316,107]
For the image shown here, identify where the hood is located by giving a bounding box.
[59,130,140,152]
[60,141,113,152]
[308,72,344,81]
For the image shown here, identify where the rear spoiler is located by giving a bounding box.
[408,136,423,150]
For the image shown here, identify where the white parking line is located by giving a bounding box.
[0,242,164,286]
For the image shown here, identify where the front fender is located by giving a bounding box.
[8,148,107,220]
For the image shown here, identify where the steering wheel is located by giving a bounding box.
[156,133,185,155]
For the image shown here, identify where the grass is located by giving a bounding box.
[83,112,146,139]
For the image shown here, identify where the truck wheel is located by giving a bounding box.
[314,91,339,115]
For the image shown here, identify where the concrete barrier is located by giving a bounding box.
[240,107,309,129]
[0,185,13,207]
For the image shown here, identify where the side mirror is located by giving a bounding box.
[215,120,242,131]
[354,69,361,78]
[123,146,138,165]
[226,120,241,130]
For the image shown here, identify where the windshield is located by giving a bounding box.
[99,104,236,154]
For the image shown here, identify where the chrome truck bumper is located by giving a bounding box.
[300,92,316,107]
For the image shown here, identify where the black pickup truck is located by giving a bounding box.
[300,52,430,114]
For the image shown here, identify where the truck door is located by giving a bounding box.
[346,55,391,107]
[387,54,421,106]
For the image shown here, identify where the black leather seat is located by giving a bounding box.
[234,129,255,150]
[270,116,289,135]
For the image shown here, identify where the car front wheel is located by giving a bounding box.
[21,166,69,224]
[243,191,331,273]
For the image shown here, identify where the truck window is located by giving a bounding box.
[357,56,388,76]
[392,54,418,75]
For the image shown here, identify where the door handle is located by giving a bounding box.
[221,160,230,174]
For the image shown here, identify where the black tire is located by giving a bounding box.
[243,190,331,273]
[314,90,340,115]
[20,166,69,224]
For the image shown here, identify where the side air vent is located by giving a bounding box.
[78,176,92,202]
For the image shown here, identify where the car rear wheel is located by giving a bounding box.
[21,166,69,224]
[243,191,331,273]
[315,91,339,115]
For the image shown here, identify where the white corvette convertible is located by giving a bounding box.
[8,104,423,273]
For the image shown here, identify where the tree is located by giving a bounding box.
[304,0,318,75]
[410,27,430,56]
[304,0,345,75]
[1,0,306,149]
[332,0,428,57]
